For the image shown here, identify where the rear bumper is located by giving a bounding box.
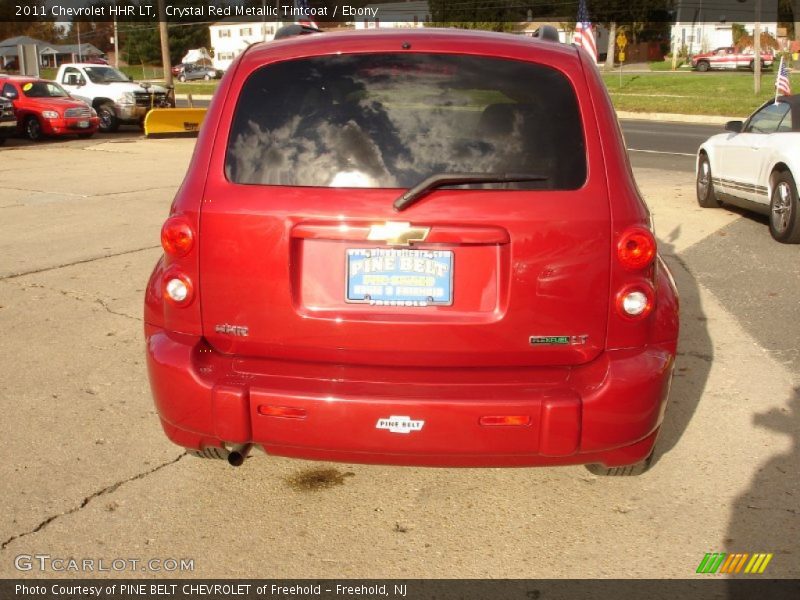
[145,325,676,468]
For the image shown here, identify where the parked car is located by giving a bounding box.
[697,95,800,243]
[691,47,774,72]
[176,64,221,82]
[0,94,16,144]
[145,26,679,475]
[55,63,172,133]
[0,77,99,141]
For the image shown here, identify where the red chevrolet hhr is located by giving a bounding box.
[145,27,679,475]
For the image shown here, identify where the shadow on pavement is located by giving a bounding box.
[726,387,799,594]
[651,226,713,465]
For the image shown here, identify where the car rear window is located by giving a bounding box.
[226,53,586,190]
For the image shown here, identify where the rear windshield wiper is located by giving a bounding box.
[393,172,548,212]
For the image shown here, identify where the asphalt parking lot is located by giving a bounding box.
[0,131,798,579]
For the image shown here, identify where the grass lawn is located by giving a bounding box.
[603,71,794,117]
[174,82,219,96]
[648,60,687,71]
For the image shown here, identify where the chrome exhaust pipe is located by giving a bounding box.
[227,443,253,467]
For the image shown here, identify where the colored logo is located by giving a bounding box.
[696,553,773,574]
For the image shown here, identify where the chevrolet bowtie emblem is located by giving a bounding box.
[367,222,430,246]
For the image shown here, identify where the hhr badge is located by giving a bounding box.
[529,335,588,346]
[215,324,249,337]
[376,416,425,434]
[367,222,430,246]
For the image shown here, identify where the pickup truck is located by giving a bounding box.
[0,95,16,144]
[55,63,172,132]
[691,47,774,72]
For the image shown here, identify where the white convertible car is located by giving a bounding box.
[697,95,800,243]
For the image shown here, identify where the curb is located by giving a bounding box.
[616,111,738,125]
[175,94,214,101]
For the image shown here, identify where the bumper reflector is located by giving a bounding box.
[479,415,531,427]
[258,405,307,419]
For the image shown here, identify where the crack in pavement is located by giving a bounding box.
[0,453,187,551]
[0,245,160,281]
[6,283,143,322]
[96,298,142,322]
[0,186,89,198]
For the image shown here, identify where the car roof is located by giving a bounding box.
[242,27,579,66]
[0,76,46,84]
[61,63,115,68]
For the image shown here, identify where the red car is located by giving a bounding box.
[0,77,99,141]
[145,27,679,475]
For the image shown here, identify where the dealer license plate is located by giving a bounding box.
[346,248,453,306]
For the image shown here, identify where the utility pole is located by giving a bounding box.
[113,18,119,68]
[157,0,173,86]
[77,22,82,62]
[754,0,762,93]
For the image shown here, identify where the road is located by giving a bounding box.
[0,129,798,580]
[621,120,721,172]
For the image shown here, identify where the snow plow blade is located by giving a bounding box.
[144,108,207,138]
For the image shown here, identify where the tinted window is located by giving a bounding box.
[226,54,586,190]
[21,81,69,98]
[777,106,793,132]
[747,103,790,134]
[83,66,129,83]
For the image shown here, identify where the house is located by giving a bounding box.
[671,0,779,54]
[0,36,104,69]
[209,21,283,71]
[353,1,430,29]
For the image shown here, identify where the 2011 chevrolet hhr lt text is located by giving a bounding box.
[145,27,679,475]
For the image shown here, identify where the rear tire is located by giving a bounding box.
[696,154,720,208]
[203,74,210,81]
[696,60,710,72]
[769,171,800,243]
[25,116,43,141]
[748,59,765,72]
[585,450,655,477]
[97,102,119,133]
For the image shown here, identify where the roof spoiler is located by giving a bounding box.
[532,25,559,43]
[274,24,322,40]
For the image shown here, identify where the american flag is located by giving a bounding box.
[573,0,597,62]
[776,56,792,97]
[295,0,318,29]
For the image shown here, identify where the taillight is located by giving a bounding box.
[161,216,194,257]
[616,284,654,320]
[163,271,194,307]
[617,227,656,270]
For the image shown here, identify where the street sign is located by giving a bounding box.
[616,32,627,51]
